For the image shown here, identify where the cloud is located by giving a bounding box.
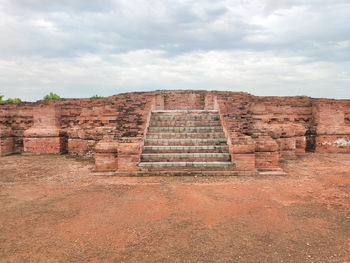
[0,0,349,100]
[1,49,349,100]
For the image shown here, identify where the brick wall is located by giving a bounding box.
[1,90,349,165]
[0,92,155,157]
[162,90,206,110]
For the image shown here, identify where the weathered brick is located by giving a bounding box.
[255,152,280,169]
[0,126,14,156]
[94,140,118,171]
[315,135,350,153]
[231,154,255,171]
[0,90,349,175]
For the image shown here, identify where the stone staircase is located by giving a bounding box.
[138,110,237,175]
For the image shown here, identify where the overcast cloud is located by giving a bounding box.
[0,0,349,101]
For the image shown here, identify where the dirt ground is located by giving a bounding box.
[0,153,349,263]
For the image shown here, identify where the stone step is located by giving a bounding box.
[148,126,223,132]
[149,120,221,127]
[151,115,219,121]
[152,110,218,115]
[143,145,229,153]
[259,171,287,176]
[117,170,257,176]
[144,138,228,146]
[141,153,231,162]
[146,132,225,139]
[138,161,235,168]
[138,109,233,174]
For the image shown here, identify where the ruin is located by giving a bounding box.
[0,90,349,175]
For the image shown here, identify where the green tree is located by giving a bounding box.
[90,94,104,99]
[6,98,21,102]
[44,92,61,100]
[0,95,21,103]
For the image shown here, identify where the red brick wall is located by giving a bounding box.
[0,92,155,157]
[312,99,350,152]
[162,90,206,110]
[1,90,349,161]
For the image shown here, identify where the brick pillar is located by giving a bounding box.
[154,93,164,110]
[67,127,96,158]
[94,139,118,171]
[294,124,307,154]
[0,125,14,156]
[313,101,350,153]
[23,105,67,154]
[204,92,215,110]
[117,138,143,172]
[229,134,256,171]
[254,135,280,171]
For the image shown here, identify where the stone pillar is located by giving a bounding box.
[117,138,143,172]
[23,105,67,154]
[0,125,14,156]
[94,139,118,171]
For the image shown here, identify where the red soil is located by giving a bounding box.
[0,153,349,262]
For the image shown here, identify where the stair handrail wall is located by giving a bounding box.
[213,94,257,171]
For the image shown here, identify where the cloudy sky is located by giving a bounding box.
[0,0,349,101]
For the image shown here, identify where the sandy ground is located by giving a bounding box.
[0,153,349,263]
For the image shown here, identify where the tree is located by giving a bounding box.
[44,92,61,100]
[0,95,21,103]
[90,94,104,99]
[6,98,21,102]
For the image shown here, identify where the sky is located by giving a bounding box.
[0,0,349,101]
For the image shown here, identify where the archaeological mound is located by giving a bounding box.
[1,90,349,176]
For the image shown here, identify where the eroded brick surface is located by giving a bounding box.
[1,90,349,174]
[0,125,14,156]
